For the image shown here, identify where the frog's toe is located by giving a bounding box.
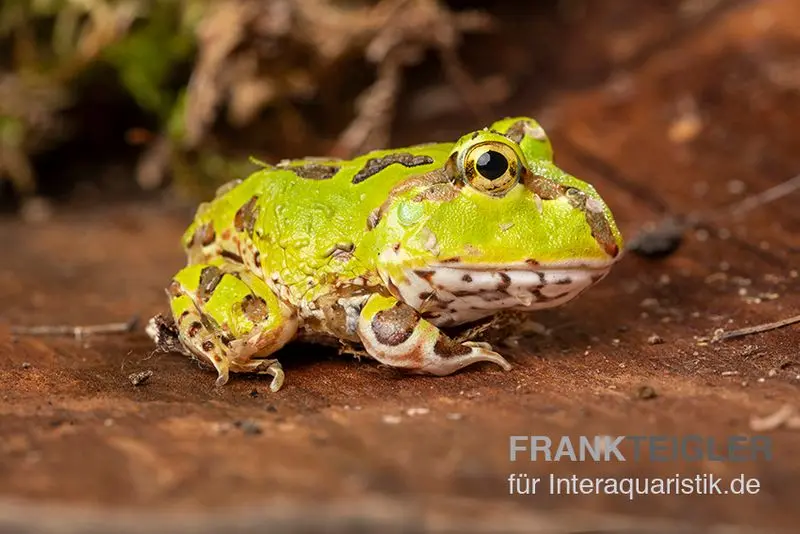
[357,294,513,376]
[258,360,284,392]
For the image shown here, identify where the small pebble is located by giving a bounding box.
[382,414,402,425]
[234,420,262,435]
[727,180,746,195]
[406,407,430,416]
[768,369,778,377]
[640,298,660,309]
[21,362,31,369]
[637,385,658,400]
[128,370,153,386]
[647,334,665,345]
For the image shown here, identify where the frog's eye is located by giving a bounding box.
[462,142,521,196]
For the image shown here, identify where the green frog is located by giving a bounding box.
[147,117,623,392]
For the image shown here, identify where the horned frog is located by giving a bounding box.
[147,117,623,391]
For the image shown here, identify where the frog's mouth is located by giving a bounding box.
[390,260,614,327]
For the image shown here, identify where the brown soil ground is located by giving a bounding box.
[1,1,799,532]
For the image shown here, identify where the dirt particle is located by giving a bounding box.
[627,217,685,259]
[21,362,31,369]
[647,334,664,345]
[406,407,430,416]
[749,405,800,432]
[382,414,402,424]
[640,298,660,309]
[636,385,658,400]
[128,370,153,386]
[234,420,262,435]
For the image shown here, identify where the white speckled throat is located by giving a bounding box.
[385,261,614,327]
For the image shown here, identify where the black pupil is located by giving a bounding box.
[476,150,509,180]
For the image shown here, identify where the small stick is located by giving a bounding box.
[711,314,800,343]
[724,172,800,218]
[10,316,140,338]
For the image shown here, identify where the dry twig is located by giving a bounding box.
[10,316,139,338]
[710,314,800,343]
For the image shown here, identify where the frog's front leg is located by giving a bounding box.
[356,294,512,375]
[166,263,298,391]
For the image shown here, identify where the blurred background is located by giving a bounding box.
[6,0,792,213]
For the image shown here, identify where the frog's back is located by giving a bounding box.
[180,142,454,296]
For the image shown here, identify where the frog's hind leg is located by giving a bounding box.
[356,294,512,376]
[167,263,298,391]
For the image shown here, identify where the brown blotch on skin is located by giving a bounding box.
[441,257,461,263]
[234,196,260,236]
[188,321,202,338]
[392,243,401,252]
[434,335,472,357]
[196,223,216,247]
[385,277,401,299]
[253,250,261,267]
[202,340,214,352]
[291,163,340,180]
[530,289,566,303]
[555,277,572,285]
[418,291,433,301]
[497,272,511,290]
[323,242,355,260]
[168,280,182,298]
[220,249,244,263]
[522,174,562,200]
[366,208,382,230]
[462,274,473,283]
[371,303,419,346]
[241,294,269,323]
[525,259,540,266]
[563,187,620,258]
[198,266,223,300]
[352,153,434,184]
[414,270,436,282]
[503,120,528,143]
[412,183,459,203]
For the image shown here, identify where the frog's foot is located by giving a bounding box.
[167,263,298,390]
[356,294,512,376]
